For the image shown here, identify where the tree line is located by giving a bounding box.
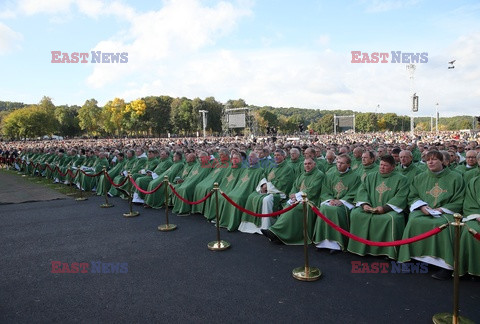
[0,97,476,140]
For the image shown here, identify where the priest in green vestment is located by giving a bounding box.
[312,154,360,252]
[350,147,364,172]
[107,149,138,197]
[96,152,125,196]
[172,152,213,215]
[240,149,295,233]
[219,152,265,231]
[355,150,378,182]
[203,153,245,222]
[317,150,336,174]
[132,149,173,203]
[459,176,480,277]
[396,150,422,184]
[144,151,185,208]
[190,149,230,215]
[78,151,110,192]
[347,155,409,259]
[287,148,304,178]
[261,158,324,244]
[398,150,465,280]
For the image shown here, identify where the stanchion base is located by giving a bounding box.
[75,197,88,201]
[432,313,474,324]
[123,211,140,217]
[207,240,230,251]
[292,267,322,281]
[100,203,114,208]
[158,224,177,231]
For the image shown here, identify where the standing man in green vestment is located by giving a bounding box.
[459,175,480,278]
[347,155,409,259]
[312,154,360,253]
[240,149,295,233]
[397,150,422,184]
[398,150,465,280]
[261,158,324,244]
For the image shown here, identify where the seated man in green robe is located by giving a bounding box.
[347,155,409,259]
[398,150,465,280]
[312,154,360,253]
[239,149,294,234]
[355,150,378,182]
[261,158,324,244]
[459,175,480,279]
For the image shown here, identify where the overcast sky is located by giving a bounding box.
[1,0,479,117]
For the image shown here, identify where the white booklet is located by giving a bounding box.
[462,214,480,222]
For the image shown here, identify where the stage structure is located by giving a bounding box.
[333,114,355,135]
[223,107,257,136]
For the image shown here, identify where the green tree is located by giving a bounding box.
[54,105,81,137]
[170,98,194,135]
[78,99,102,135]
[355,113,378,132]
[142,96,172,136]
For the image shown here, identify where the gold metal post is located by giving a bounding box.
[292,193,321,281]
[123,172,139,217]
[100,168,113,208]
[159,176,177,231]
[75,176,88,201]
[432,213,474,324]
[208,183,230,251]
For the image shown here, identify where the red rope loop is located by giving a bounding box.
[79,169,104,177]
[220,191,299,217]
[104,172,129,187]
[129,177,163,194]
[168,183,213,205]
[310,204,447,247]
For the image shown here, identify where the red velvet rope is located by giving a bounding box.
[104,172,129,188]
[310,205,446,247]
[220,191,299,217]
[474,233,480,241]
[168,183,213,205]
[55,167,68,177]
[129,177,164,194]
[79,168,104,177]
[67,169,79,178]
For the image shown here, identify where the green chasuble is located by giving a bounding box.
[172,161,212,214]
[240,160,295,233]
[455,164,479,185]
[351,157,362,172]
[347,170,409,259]
[79,157,109,191]
[396,162,422,184]
[144,160,185,208]
[317,159,335,174]
[312,168,361,251]
[356,163,378,182]
[398,168,465,268]
[203,166,244,221]
[132,157,172,200]
[269,167,325,245]
[96,159,126,196]
[220,165,266,231]
[460,176,480,276]
[288,159,304,179]
[190,166,229,214]
[108,156,138,197]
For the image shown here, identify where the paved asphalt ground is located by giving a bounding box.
[0,170,479,323]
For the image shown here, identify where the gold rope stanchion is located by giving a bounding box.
[292,194,321,281]
[433,213,474,324]
[207,183,230,251]
[158,176,177,231]
[123,172,139,217]
[100,168,113,208]
[75,169,88,201]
